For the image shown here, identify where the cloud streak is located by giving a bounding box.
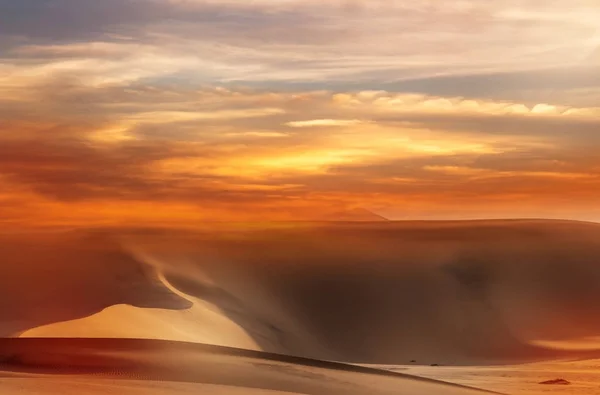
[286,119,365,128]
[2,0,599,96]
[1,1,599,224]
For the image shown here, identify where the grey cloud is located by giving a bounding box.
[234,66,600,105]
[0,0,332,48]
[2,0,598,104]
[374,113,600,147]
[384,67,600,101]
[0,0,160,42]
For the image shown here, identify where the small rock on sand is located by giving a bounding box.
[539,379,571,385]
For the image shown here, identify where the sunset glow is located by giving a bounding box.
[1,0,599,226]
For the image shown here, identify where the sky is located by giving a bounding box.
[1,0,599,226]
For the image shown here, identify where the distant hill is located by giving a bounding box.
[321,208,389,222]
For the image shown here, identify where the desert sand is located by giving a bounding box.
[0,338,492,395]
[375,359,600,395]
[2,220,600,394]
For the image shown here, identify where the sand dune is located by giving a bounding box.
[20,271,257,349]
[0,338,494,395]
[120,219,600,365]
[20,302,258,349]
[0,378,299,395]
[0,231,255,350]
[0,232,187,337]
[3,220,600,393]
[6,220,600,365]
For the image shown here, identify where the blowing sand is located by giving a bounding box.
[20,275,258,349]
[2,220,600,394]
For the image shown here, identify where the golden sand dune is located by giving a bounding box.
[0,338,494,395]
[0,232,187,338]
[20,271,258,349]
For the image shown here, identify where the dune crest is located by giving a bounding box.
[4,220,600,366]
[0,338,495,395]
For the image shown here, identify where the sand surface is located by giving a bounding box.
[376,360,600,395]
[0,338,491,395]
[2,220,600,393]
[21,274,258,349]
[0,377,300,395]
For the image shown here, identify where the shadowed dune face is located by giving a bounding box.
[0,232,191,337]
[0,339,492,395]
[126,221,600,364]
[3,220,600,366]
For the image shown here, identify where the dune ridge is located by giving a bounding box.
[124,219,600,365]
[0,338,498,395]
[4,219,600,366]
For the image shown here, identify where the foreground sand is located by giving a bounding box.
[0,338,493,395]
[375,360,600,395]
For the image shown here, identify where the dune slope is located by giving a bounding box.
[6,220,600,366]
[0,338,495,395]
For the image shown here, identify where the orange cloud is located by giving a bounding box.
[1,60,600,225]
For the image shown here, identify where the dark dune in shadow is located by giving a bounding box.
[127,220,600,365]
[0,338,496,395]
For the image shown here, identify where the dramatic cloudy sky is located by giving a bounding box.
[1,0,599,225]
